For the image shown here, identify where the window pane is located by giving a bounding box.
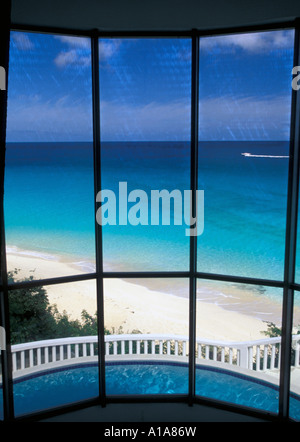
[198,30,294,279]
[5,32,95,281]
[196,279,283,415]
[104,278,189,395]
[99,38,191,271]
[290,291,300,421]
[9,278,98,417]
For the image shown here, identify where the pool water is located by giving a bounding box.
[1,362,300,420]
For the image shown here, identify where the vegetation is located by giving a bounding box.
[262,321,300,338]
[8,269,100,345]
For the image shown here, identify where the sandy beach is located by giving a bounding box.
[5,248,280,342]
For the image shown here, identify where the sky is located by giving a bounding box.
[6,29,295,142]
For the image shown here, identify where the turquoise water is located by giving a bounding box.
[4,140,290,275]
[4,140,295,305]
[1,362,299,420]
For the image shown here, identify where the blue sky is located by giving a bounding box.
[6,29,295,142]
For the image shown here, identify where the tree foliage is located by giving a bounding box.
[8,269,99,345]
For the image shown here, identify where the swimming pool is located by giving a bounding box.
[1,361,300,420]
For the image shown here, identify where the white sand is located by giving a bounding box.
[6,251,269,342]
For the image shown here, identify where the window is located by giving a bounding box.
[5,32,95,280]
[1,25,300,422]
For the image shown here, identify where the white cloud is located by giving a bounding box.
[54,35,90,49]
[6,92,292,142]
[12,33,35,51]
[53,36,122,68]
[54,49,90,68]
[99,40,121,61]
[100,99,191,141]
[198,94,292,140]
[6,94,93,142]
[201,30,293,53]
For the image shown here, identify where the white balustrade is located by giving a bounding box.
[9,334,300,376]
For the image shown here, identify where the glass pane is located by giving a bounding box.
[290,291,300,421]
[104,278,189,395]
[5,32,95,281]
[99,38,191,271]
[196,279,283,415]
[9,278,98,417]
[198,30,294,279]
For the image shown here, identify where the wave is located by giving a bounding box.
[72,260,96,273]
[6,245,58,261]
[241,152,289,158]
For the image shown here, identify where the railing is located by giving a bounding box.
[8,334,300,376]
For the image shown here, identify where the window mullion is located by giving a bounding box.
[91,33,106,406]
[189,32,199,405]
[280,25,300,421]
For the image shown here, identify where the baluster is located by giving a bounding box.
[221,347,225,363]
[151,340,155,355]
[21,351,25,370]
[29,349,34,367]
[51,346,56,362]
[248,347,253,370]
[121,340,125,355]
[256,346,261,371]
[45,347,49,364]
[175,341,178,356]
[197,343,201,359]
[263,345,268,371]
[271,344,276,369]
[295,340,300,367]
[37,348,41,367]
[205,345,209,360]
[75,344,79,359]
[182,341,186,356]
[12,352,17,372]
[167,341,171,356]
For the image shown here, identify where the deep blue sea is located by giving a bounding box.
[4,140,299,308]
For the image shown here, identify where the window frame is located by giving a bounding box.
[0,20,300,422]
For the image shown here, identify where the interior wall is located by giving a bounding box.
[11,0,300,32]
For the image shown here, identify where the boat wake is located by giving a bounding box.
[241,152,289,158]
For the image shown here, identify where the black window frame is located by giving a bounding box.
[0,18,300,422]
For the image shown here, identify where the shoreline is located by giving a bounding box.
[6,245,299,341]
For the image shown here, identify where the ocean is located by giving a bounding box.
[3,140,298,313]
